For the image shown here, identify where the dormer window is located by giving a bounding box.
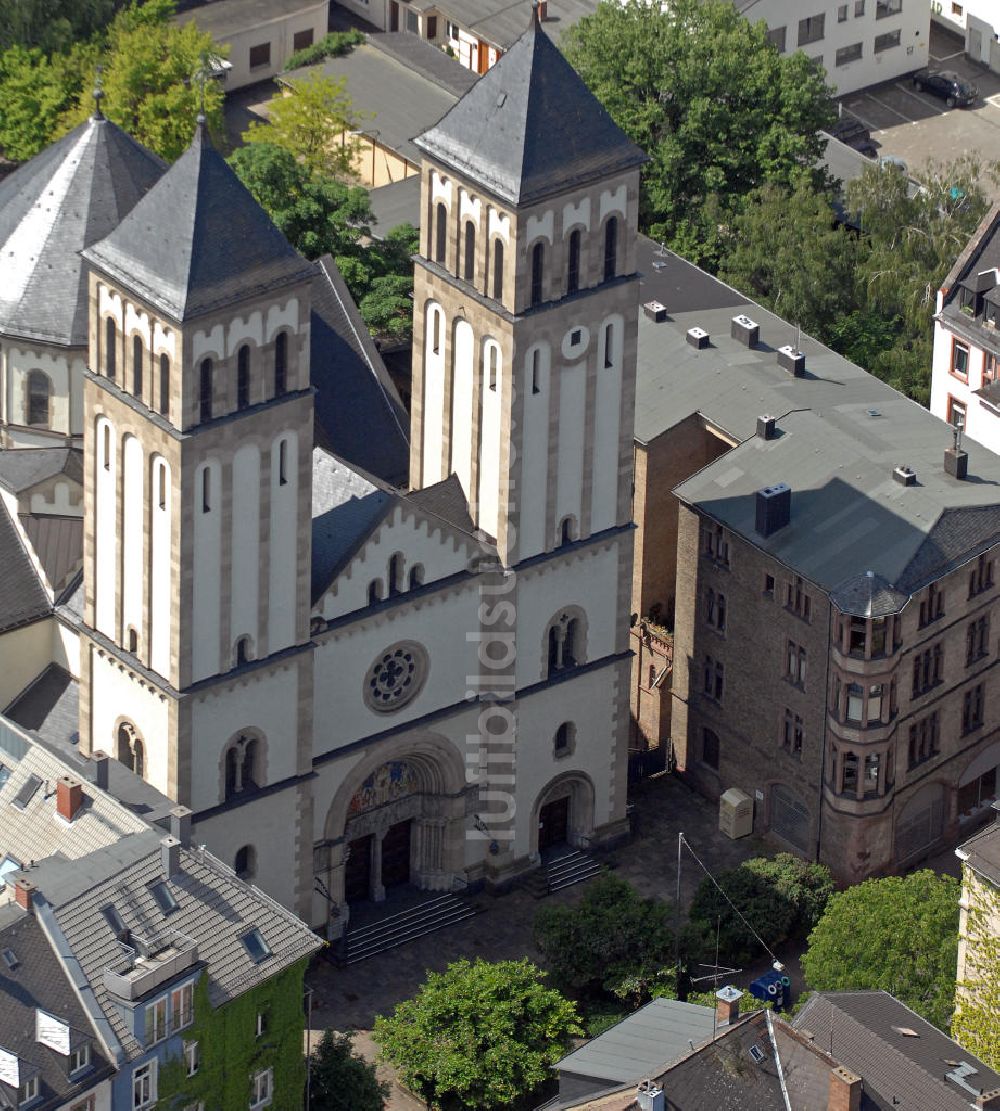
[18,1074,39,1107]
[960,287,979,317]
[69,1042,91,1075]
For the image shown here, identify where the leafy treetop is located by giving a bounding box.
[308,1030,387,1111]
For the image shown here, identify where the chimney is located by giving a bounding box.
[55,776,83,822]
[755,483,791,538]
[777,344,805,377]
[14,877,36,913]
[715,985,742,1026]
[170,806,192,848]
[828,1065,862,1111]
[977,1090,1000,1110]
[731,313,760,347]
[537,0,548,19]
[161,836,180,879]
[643,300,668,323]
[892,465,916,487]
[757,415,777,441]
[87,750,109,790]
[686,326,709,349]
[636,1079,665,1111]
[945,444,969,480]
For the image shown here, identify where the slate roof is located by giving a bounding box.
[415,9,646,206]
[632,239,1000,607]
[311,256,410,485]
[39,835,321,1061]
[958,815,1000,887]
[371,32,480,98]
[829,571,908,620]
[82,121,314,322]
[368,175,421,235]
[0,449,82,495]
[937,202,1000,355]
[19,516,83,595]
[0,908,114,1109]
[793,991,1000,1111]
[0,502,51,634]
[0,116,164,347]
[407,473,475,533]
[175,0,327,36]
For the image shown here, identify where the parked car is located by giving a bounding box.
[912,69,978,107]
[827,115,878,158]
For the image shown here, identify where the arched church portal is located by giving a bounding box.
[533,771,596,858]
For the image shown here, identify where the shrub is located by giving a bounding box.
[285,29,364,71]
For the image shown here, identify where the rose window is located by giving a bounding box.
[364,642,427,712]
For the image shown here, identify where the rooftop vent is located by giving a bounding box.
[636,1080,665,1111]
[160,836,180,879]
[945,427,968,480]
[757,415,777,440]
[755,482,791,538]
[731,314,760,347]
[687,326,709,350]
[893,465,916,487]
[643,300,668,323]
[777,344,805,377]
[86,751,109,791]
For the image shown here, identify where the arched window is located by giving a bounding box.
[105,317,117,379]
[278,439,288,486]
[102,423,111,470]
[431,308,441,355]
[492,239,504,301]
[463,220,476,281]
[224,735,260,801]
[234,845,256,880]
[235,636,252,666]
[159,354,170,417]
[435,202,447,263]
[368,580,384,605]
[237,345,250,410]
[546,611,586,677]
[128,628,138,654]
[648,664,657,687]
[603,217,618,282]
[559,516,576,545]
[409,564,424,589]
[26,371,50,427]
[531,242,544,307]
[567,229,581,294]
[132,334,144,400]
[274,332,287,397]
[201,467,211,514]
[199,358,213,422]
[487,344,499,391]
[554,721,576,755]
[604,322,615,369]
[531,348,541,395]
[117,723,144,779]
[388,553,404,597]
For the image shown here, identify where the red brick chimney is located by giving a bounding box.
[715,986,742,1026]
[977,1089,1000,1110]
[537,0,548,20]
[56,776,83,822]
[828,1065,862,1111]
[14,877,36,913]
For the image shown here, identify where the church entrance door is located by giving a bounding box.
[381,820,412,889]
[538,796,569,853]
[345,835,373,903]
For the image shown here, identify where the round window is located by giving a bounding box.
[364,642,428,713]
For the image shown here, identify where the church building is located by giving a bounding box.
[0,8,644,934]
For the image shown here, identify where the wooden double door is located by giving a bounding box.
[344,820,412,903]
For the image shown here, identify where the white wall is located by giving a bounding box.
[519,342,550,560]
[231,444,261,660]
[478,340,503,539]
[0,619,59,708]
[192,460,222,681]
[267,432,298,653]
[450,319,475,504]
[121,435,144,650]
[930,318,1000,452]
[592,315,623,534]
[422,303,446,487]
[94,416,116,639]
[149,456,172,678]
[555,354,585,543]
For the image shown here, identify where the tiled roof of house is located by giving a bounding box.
[83,121,314,322]
[415,9,645,206]
[793,991,1000,1111]
[434,0,599,51]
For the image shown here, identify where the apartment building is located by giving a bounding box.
[738,0,930,95]
[631,238,1000,885]
[931,203,1000,456]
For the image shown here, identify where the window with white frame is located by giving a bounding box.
[184,1040,199,1077]
[145,997,168,1045]
[133,1060,157,1109]
[19,1075,39,1106]
[69,1042,91,1075]
[250,1067,273,1108]
[172,982,194,1031]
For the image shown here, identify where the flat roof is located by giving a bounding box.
[176,0,327,37]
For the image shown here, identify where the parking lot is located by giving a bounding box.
[840,24,1000,195]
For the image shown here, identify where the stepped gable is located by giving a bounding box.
[414,5,646,206]
[0,115,164,346]
[83,119,314,322]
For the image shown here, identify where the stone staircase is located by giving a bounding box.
[527,848,605,898]
[339,892,482,965]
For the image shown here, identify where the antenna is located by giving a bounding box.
[953,424,963,452]
[92,64,105,120]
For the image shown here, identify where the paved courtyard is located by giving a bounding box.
[840,24,1000,196]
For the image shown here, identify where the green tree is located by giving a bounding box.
[802,870,960,1031]
[686,854,834,967]
[718,183,859,344]
[309,1030,387,1111]
[244,69,359,179]
[228,142,417,341]
[562,0,835,255]
[951,872,1000,1070]
[533,873,674,1006]
[374,958,581,1111]
[0,0,123,54]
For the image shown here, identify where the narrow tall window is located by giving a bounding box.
[158,463,167,510]
[531,348,540,394]
[202,468,211,514]
[199,358,212,422]
[531,242,544,307]
[603,217,618,282]
[435,202,447,263]
[159,354,170,417]
[432,308,441,355]
[278,439,288,486]
[237,345,250,409]
[409,564,424,589]
[492,239,504,301]
[105,317,117,379]
[274,332,287,397]
[26,370,50,427]
[463,220,475,281]
[567,229,580,294]
[102,424,110,470]
[603,323,614,369]
[488,345,498,391]
[132,335,143,400]
[388,553,403,596]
